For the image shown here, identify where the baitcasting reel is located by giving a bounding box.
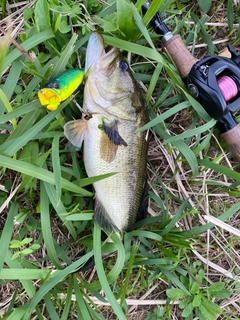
[143,1,240,159]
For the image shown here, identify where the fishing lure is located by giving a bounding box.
[38,69,85,111]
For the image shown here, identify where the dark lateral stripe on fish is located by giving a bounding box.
[95,197,120,232]
[99,120,128,146]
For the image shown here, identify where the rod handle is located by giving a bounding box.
[163,34,197,78]
[221,124,240,160]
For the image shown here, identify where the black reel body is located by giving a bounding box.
[186,46,240,120]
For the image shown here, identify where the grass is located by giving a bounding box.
[0,0,240,319]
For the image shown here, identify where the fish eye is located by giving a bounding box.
[119,61,128,72]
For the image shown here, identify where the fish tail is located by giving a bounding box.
[136,181,148,222]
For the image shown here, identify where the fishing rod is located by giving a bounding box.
[143,1,240,160]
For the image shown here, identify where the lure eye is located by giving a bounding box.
[119,61,128,72]
[51,81,60,89]
[45,81,60,89]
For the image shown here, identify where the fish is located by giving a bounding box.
[64,33,149,232]
[38,69,84,110]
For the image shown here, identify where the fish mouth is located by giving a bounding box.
[85,33,120,74]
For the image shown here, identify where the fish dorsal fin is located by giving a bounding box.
[99,119,127,163]
[95,196,119,232]
[64,119,87,148]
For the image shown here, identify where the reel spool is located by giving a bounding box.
[186,48,240,121]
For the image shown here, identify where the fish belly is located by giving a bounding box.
[83,115,147,232]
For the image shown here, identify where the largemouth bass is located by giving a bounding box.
[64,33,148,232]
[38,69,84,110]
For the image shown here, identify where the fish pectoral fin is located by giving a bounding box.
[95,197,119,232]
[64,119,87,148]
[99,119,127,147]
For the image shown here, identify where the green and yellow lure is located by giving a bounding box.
[38,69,84,111]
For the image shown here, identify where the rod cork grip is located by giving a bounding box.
[163,35,197,78]
[221,124,240,160]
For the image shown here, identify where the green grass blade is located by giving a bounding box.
[0,57,23,116]
[51,33,78,77]
[130,230,162,242]
[4,250,36,297]
[0,155,92,196]
[2,58,23,97]
[93,223,126,320]
[60,277,74,320]
[0,268,52,280]
[0,202,18,271]
[142,0,165,27]
[164,118,216,144]
[138,101,191,132]
[43,182,78,239]
[132,3,155,49]
[198,159,240,182]
[190,13,215,55]
[0,88,17,129]
[160,198,190,236]
[73,34,89,53]
[162,269,190,295]
[4,305,27,320]
[74,276,92,320]
[34,0,51,32]
[84,231,125,291]
[64,212,94,221]
[151,116,199,178]
[40,181,63,269]
[52,134,62,203]
[227,0,233,31]
[75,172,117,187]
[182,201,240,236]
[22,252,93,320]
[3,30,55,70]
[0,100,40,123]
[0,19,10,76]
[119,244,138,305]
[103,34,166,66]
[146,62,162,104]
[5,281,20,316]
[1,108,42,149]
[193,130,212,155]
[44,292,61,320]
[3,102,66,157]
[178,87,212,122]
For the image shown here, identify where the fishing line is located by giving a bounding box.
[217,75,238,102]
[0,76,24,87]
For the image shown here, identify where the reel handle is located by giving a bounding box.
[221,124,240,160]
[163,35,197,78]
